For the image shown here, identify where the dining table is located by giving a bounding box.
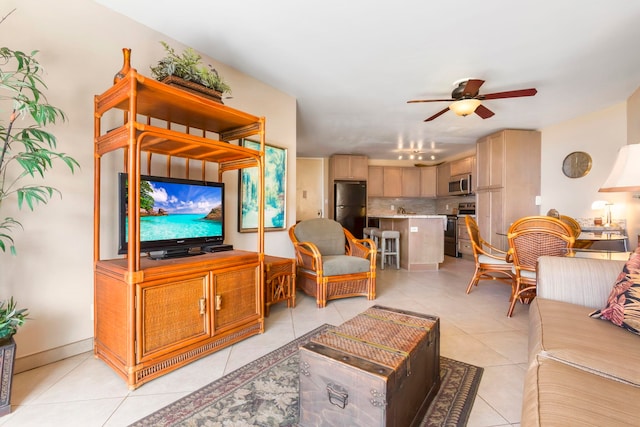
[575,231,628,251]
[564,248,631,261]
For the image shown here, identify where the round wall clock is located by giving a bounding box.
[562,151,592,178]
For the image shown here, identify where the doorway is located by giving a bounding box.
[296,158,324,221]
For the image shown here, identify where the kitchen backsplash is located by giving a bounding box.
[368,195,475,216]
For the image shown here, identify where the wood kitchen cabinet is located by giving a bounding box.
[93,67,266,389]
[420,166,437,197]
[436,162,450,197]
[475,130,541,250]
[330,155,368,180]
[368,166,434,198]
[401,167,421,197]
[383,167,403,197]
[368,166,384,197]
[449,156,473,176]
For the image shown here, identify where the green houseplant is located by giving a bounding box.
[0,27,79,254]
[150,41,231,100]
[0,298,27,342]
[0,8,79,415]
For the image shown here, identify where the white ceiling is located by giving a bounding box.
[96,0,640,163]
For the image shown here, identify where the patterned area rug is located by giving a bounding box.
[131,324,483,427]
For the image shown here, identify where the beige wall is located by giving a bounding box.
[1,0,296,364]
[540,102,628,220]
[541,94,640,246]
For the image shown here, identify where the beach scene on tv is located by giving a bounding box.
[129,179,223,241]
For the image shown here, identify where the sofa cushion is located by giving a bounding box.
[530,298,640,386]
[590,246,640,336]
[522,355,640,427]
[294,218,346,256]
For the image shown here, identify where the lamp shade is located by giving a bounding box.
[599,144,640,192]
[449,99,481,116]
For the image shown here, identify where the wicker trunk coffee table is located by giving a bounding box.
[299,305,440,427]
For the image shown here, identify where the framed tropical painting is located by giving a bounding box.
[238,139,287,232]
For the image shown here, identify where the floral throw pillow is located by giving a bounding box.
[590,246,640,336]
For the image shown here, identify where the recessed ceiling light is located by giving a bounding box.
[430,155,436,160]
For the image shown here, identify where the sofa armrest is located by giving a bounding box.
[537,256,625,309]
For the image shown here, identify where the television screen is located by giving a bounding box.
[118,174,225,257]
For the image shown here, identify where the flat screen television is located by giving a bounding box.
[118,173,226,259]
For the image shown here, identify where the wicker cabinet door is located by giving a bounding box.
[137,273,210,363]
[213,263,260,333]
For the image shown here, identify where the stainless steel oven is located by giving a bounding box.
[456,202,476,258]
[444,202,476,258]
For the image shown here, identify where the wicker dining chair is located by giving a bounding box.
[288,218,377,308]
[558,214,581,239]
[465,216,515,294]
[506,216,575,316]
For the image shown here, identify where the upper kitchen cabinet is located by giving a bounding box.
[368,166,430,198]
[330,154,369,181]
[436,162,450,197]
[383,167,403,198]
[402,167,421,197]
[368,166,384,197]
[475,129,541,250]
[449,156,473,176]
[476,133,506,189]
[419,166,437,198]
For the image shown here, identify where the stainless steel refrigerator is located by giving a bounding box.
[334,181,367,238]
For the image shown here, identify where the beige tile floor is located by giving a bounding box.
[0,256,528,426]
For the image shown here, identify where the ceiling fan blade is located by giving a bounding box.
[475,104,495,119]
[480,88,537,100]
[461,79,485,97]
[407,98,455,103]
[424,107,450,122]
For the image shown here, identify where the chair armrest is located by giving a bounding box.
[347,237,376,260]
[476,241,509,262]
[292,241,323,271]
[537,256,625,308]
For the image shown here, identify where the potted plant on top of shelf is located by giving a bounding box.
[150,41,231,104]
[0,8,79,416]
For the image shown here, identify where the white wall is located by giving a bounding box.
[0,0,295,362]
[541,102,628,222]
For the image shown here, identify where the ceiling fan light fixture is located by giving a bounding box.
[449,99,481,116]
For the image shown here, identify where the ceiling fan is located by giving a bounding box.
[407,79,537,122]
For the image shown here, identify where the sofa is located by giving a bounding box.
[523,254,640,426]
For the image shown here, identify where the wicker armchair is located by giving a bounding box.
[506,216,575,316]
[289,218,376,308]
[465,216,514,294]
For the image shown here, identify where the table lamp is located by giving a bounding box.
[599,144,640,192]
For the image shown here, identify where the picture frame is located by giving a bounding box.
[238,139,287,232]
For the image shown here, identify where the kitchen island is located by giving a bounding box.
[369,215,447,270]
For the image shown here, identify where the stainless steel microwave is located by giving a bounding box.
[448,174,472,195]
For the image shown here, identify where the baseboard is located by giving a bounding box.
[14,338,94,374]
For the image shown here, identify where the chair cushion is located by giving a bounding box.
[590,246,640,336]
[322,255,371,276]
[512,267,536,279]
[294,218,346,256]
[478,254,510,265]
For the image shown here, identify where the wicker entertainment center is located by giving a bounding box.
[93,65,266,389]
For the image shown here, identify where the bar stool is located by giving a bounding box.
[362,227,379,249]
[371,229,400,269]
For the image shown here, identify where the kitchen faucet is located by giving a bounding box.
[397,206,406,214]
